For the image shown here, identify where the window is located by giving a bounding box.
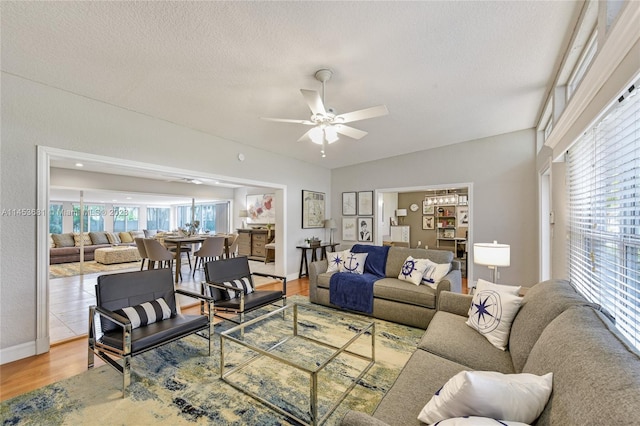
[49,203,63,234]
[176,202,229,233]
[567,82,639,350]
[113,206,139,232]
[72,204,105,232]
[147,207,170,231]
[567,30,598,100]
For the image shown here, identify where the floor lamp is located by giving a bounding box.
[239,209,248,229]
[473,241,510,283]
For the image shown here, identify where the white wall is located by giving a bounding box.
[331,129,538,287]
[0,73,331,361]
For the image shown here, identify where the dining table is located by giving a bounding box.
[163,234,231,283]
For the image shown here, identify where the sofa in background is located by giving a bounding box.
[49,231,141,264]
[341,279,640,425]
[309,245,461,329]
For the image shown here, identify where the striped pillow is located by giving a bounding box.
[114,298,171,329]
[222,277,254,300]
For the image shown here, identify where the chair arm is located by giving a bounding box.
[175,288,215,302]
[252,272,287,293]
[437,291,473,316]
[93,305,131,328]
[202,281,249,294]
[91,305,133,355]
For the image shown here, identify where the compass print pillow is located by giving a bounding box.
[466,281,523,350]
[327,250,349,273]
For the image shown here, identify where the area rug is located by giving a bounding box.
[49,260,142,279]
[1,296,423,425]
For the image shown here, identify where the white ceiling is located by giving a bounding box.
[2,1,581,169]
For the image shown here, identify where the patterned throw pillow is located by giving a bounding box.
[106,232,121,244]
[398,256,431,285]
[222,277,254,300]
[73,232,92,247]
[421,259,452,288]
[113,298,172,329]
[466,279,523,350]
[326,250,349,273]
[339,252,368,274]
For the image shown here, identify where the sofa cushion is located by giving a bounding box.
[49,234,55,248]
[89,231,109,245]
[106,232,121,244]
[317,272,333,289]
[351,244,389,276]
[398,256,431,285]
[386,247,453,278]
[374,277,437,309]
[509,279,593,372]
[143,229,158,238]
[52,233,75,248]
[418,311,515,373]
[523,306,640,426]
[372,350,468,426]
[417,370,552,425]
[50,246,80,256]
[119,232,134,243]
[466,280,523,350]
[73,232,92,247]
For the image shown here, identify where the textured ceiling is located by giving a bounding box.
[1,1,581,169]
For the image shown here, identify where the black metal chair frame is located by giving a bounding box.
[88,268,215,396]
[203,256,287,325]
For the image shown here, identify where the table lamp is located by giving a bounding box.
[396,209,407,225]
[324,218,337,244]
[239,210,249,229]
[473,241,510,283]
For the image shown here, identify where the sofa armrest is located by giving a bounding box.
[308,259,328,302]
[340,410,390,426]
[436,267,462,296]
[437,291,473,316]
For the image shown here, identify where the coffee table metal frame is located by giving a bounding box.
[219,303,375,426]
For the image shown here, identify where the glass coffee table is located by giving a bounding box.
[219,302,375,426]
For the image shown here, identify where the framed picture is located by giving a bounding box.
[357,217,373,242]
[246,194,275,224]
[342,192,357,216]
[444,229,455,239]
[358,191,373,215]
[302,190,325,228]
[422,215,435,230]
[342,217,357,241]
[457,206,469,228]
[422,202,434,215]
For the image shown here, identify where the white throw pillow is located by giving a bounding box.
[421,259,451,288]
[418,370,553,425]
[466,283,523,350]
[426,417,530,426]
[398,256,431,285]
[475,278,521,296]
[339,251,368,274]
[326,250,349,273]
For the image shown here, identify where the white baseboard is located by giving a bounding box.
[0,341,36,365]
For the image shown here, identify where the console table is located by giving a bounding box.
[297,242,339,278]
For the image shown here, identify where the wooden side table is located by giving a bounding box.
[297,243,339,278]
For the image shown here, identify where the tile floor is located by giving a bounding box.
[49,259,276,343]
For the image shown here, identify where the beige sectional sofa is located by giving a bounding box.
[341,279,640,425]
[309,245,462,329]
[49,231,141,264]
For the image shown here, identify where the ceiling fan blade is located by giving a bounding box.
[335,124,368,140]
[261,117,314,125]
[335,105,388,123]
[300,89,326,116]
[297,128,314,142]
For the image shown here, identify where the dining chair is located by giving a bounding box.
[134,237,149,271]
[167,243,193,270]
[227,233,239,258]
[192,236,225,277]
[143,238,182,280]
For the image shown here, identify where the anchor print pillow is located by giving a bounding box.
[339,251,368,274]
[466,279,523,350]
[327,250,350,273]
[398,256,431,285]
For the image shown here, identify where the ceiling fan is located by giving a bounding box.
[262,69,388,157]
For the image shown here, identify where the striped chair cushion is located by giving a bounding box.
[114,298,171,329]
[222,277,254,300]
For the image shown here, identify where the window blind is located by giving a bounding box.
[567,83,639,350]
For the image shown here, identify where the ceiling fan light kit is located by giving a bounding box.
[262,68,388,157]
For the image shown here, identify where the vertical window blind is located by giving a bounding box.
[567,83,639,350]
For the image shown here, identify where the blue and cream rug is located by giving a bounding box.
[1,297,423,425]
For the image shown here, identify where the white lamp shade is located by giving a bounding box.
[324,218,337,229]
[239,210,249,218]
[396,209,407,217]
[474,241,510,267]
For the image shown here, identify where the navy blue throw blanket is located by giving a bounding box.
[329,245,390,314]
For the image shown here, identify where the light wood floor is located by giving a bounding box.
[1,276,466,402]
